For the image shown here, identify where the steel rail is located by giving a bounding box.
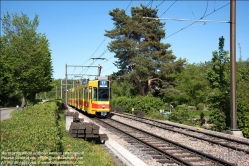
[96,117,236,166]
[113,112,249,154]
[95,118,192,166]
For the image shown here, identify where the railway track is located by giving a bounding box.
[94,117,236,166]
[112,112,249,155]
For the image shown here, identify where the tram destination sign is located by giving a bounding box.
[99,81,108,87]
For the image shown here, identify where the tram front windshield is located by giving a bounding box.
[98,88,109,101]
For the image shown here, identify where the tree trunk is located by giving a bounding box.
[135,76,144,96]
[148,79,152,95]
[147,78,163,95]
[21,93,27,108]
[130,64,145,96]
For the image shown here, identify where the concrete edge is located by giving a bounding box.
[227,130,244,138]
[105,138,148,166]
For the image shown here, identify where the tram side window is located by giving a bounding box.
[82,88,84,99]
[93,87,97,101]
[84,87,88,99]
[98,88,109,101]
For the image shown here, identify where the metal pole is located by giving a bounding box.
[98,64,102,76]
[230,0,237,130]
[65,64,68,105]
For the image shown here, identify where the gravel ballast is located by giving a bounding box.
[68,108,249,166]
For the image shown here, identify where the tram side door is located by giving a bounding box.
[77,89,79,109]
[89,86,93,113]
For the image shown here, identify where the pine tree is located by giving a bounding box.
[105,5,185,96]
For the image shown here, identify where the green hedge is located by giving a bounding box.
[0,101,116,165]
[0,102,61,152]
[112,96,164,114]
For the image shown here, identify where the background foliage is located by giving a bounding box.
[111,96,164,114]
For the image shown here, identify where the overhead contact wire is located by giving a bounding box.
[166,2,229,39]
[81,0,133,76]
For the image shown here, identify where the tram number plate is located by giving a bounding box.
[101,112,107,116]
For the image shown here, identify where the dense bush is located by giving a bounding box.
[237,103,249,138]
[197,103,205,110]
[207,109,227,132]
[168,105,196,125]
[236,79,249,138]
[146,109,168,120]
[112,96,164,114]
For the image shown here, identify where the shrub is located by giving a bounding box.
[0,102,61,152]
[237,103,249,138]
[168,105,196,125]
[197,103,205,110]
[112,96,164,115]
[146,109,168,120]
[207,109,227,132]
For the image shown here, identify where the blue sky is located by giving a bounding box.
[1,1,249,80]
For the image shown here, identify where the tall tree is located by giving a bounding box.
[175,62,211,106]
[1,12,53,107]
[207,36,230,131]
[0,37,21,106]
[105,5,185,96]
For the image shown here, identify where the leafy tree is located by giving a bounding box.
[236,58,249,138]
[1,12,53,107]
[111,79,136,98]
[105,5,185,96]
[206,36,230,131]
[0,37,21,106]
[175,62,211,106]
